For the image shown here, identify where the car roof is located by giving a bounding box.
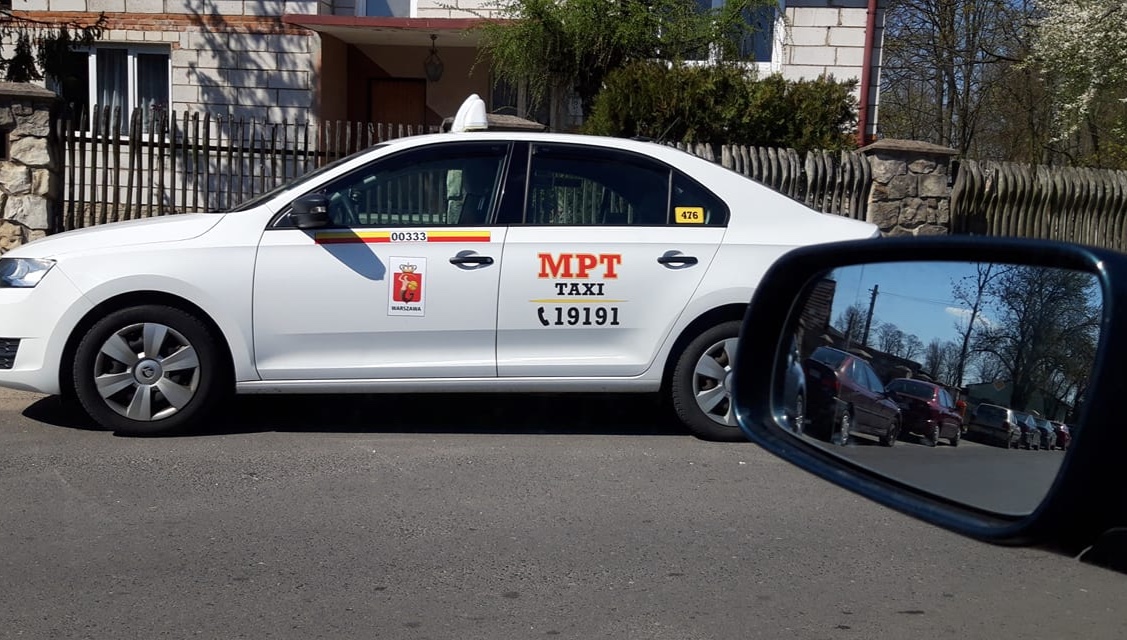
[382,130,721,168]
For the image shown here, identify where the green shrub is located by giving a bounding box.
[583,60,859,152]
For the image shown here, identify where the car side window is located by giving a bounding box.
[525,144,671,225]
[671,172,729,226]
[312,143,509,227]
[863,365,884,394]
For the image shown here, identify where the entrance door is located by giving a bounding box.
[369,78,426,125]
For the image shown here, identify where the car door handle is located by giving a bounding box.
[449,255,494,266]
[657,255,698,266]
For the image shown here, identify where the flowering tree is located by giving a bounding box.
[1028,0,1127,163]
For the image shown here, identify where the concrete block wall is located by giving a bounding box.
[7,2,321,123]
[415,0,502,18]
[14,1,320,11]
[781,0,882,84]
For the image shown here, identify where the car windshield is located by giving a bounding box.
[224,143,390,213]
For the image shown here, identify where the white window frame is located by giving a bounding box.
[680,1,786,73]
[354,0,418,17]
[84,44,173,132]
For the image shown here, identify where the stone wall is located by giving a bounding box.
[861,139,958,236]
[0,84,59,255]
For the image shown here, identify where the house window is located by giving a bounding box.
[356,0,411,17]
[95,47,170,130]
[687,0,784,65]
[62,46,171,131]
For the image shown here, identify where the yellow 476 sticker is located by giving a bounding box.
[675,207,705,224]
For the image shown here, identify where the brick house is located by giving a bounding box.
[9,0,885,136]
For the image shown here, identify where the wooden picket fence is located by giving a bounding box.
[951,159,1127,252]
[672,142,871,220]
[59,105,438,230]
[58,105,871,232]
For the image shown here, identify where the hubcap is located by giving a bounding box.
[93,322,200,422]
[693,337,738,426]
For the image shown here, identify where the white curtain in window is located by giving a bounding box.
[95,48,127,128]
[137,53,170,129]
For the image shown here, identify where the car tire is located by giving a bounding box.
[72,305,229,436]
[670,320,745,441]
[832,410,852,446]
[880,418,899,447]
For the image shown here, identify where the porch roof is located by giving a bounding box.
[281,15,491,48]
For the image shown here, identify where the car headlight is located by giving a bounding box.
[0,257,55,288]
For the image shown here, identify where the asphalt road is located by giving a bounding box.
[2,389,1125,639]
[812,429,1065,515]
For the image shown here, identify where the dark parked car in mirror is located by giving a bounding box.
[1051,421,1072,449]
[1011,412,1042,449]
[803,346,901,446]
[884,378,964,447]
[966,403,1021,448]
[1032,416,1058,450]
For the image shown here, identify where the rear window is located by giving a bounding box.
[888,379,935,400]
[810,347,848,369]
[976,405,1003,419]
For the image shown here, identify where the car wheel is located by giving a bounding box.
[880,418,899,447]
[832,410,852,446]
[928,423,940,447]
[792,393,806,435]
[670,321,745,441]
[72,305,228,436]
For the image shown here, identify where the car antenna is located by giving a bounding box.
[655,118,682,145]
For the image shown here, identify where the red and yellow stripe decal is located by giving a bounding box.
[314,230,492,245]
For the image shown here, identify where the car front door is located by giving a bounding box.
[494,143,728,377]
[252,142,511,380]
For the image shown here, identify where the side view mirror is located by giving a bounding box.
[732,237,1127,574]
[290,193,331,229]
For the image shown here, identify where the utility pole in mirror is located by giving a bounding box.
[862,285,879,347]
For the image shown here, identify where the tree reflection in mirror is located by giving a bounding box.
[780,261,1101,517]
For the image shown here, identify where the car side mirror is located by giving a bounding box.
[731,237,1127,574]
[290,194,331,229]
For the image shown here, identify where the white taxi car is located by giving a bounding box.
[0,96,878,440]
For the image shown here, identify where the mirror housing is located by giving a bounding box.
[732,236,1127,571]
[290,194,331,229]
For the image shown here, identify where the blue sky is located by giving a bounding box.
[828,261,986,346]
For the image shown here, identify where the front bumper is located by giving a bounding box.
[0,267,92,394]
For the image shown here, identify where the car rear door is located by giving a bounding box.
[494,142,727,377]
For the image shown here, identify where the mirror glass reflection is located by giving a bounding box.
[779,261,1102,516]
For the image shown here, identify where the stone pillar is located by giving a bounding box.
[0,83,60,256]
[860,139,959,236]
